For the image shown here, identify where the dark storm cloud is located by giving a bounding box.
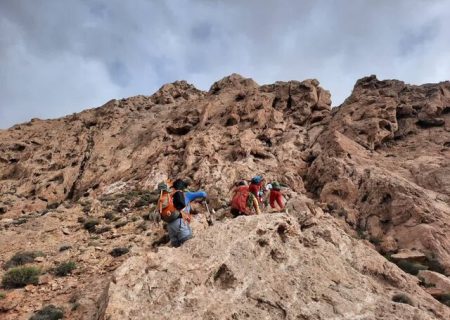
[1,0,449,128]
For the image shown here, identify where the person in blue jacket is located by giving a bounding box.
[167,179,207,247]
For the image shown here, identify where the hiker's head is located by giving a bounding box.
[237,180,247,186]
[173,179,188,190]
[251,175,263,184]
[271,181,281,190]
[158,182,171,193]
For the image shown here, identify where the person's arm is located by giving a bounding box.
[186,191,207,203]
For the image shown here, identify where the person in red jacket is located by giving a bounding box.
[249,175,265,204]
[230,181,261,217]
[268,181,285,210]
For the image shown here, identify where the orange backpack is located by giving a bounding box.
[158,191,190,223]
[158,191,179,222]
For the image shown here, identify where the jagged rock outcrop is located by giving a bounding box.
[306,76,450,275]
[0,74,449,319]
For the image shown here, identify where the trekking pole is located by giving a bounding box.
[203,200,213,226]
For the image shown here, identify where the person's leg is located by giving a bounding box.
[167,219,181,246]
[269,191,276,208]
[177,219,193,245]
[276,193,284,209]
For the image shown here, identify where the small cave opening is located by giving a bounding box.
[310,115,325,124]
[416,118,445,128]
[379,121,392,131]
[257,134,273,147]
[166,125,192,136]
[11,144,26,152]
[250,150,272,160]
[380,193,392,204]
[235,92,246,101]
[271,97,280,109]
[442,106,450,114]
[225,117,239,127]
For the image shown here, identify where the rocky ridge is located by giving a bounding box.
[0,73,449,319]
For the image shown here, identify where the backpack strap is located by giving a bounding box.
[158,190,163,213]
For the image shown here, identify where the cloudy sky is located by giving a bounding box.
[1,0,449,128]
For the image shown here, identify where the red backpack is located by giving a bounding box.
[231,186,251,214]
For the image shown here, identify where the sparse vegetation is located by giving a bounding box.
[46,202,59,210]
[2,266,40,288]
[54,261,76,277]
[82,205,91,214]
[396,260,428,276]
[103,211,115,220]
[83,219,99,232]
[0,292,5,299]
[110,247,129,257]
[425,256,447,275]
[436,293,450,307]
[94,225,111,234]
[392,293,414,306]
[418,276,435,288]
[59,245,72,252]
[99,194,117,203]
[13,217,28,225]
[29,305,64,320]
[355,227,366,239]
[134,190,158,208]
[4,251,45,270]
[71,302,80,311]
[137,221,148,231]
[114,220,128,228]
[115,199,129,212]
[134,198,147,208]
[79,199,92,214]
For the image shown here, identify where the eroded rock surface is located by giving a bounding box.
[105,211,449,320]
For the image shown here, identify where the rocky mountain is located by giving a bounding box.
[0,74,449,319]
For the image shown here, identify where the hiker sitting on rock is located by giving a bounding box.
[158,179,207,247]
[230,181,261,217]
[266,181,287,211]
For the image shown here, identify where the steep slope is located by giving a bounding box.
[0,74,449,319]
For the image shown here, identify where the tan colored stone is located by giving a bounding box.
[391,250,427,262]
[103,213,448,320]
[34,256,45,263]
[0,291,24,311]
[418,270,450,292]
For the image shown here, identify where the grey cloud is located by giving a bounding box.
[1,0,449,128]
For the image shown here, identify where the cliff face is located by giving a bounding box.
[0,74,449,319]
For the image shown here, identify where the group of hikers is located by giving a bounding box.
[156,176,287,247]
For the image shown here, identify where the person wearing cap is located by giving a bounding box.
[268,181,286,210]
[249,175,265,205]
